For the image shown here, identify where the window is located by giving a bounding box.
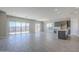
[47,23,53,32]
[21,22,26,33]
[15,22,21,34]
[9,21,16,34]
[9,21,30,34]
[35,23,40,32]
[25,23,30,33]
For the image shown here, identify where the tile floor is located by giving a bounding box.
[0,32,79,52]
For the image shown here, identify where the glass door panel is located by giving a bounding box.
[25,23,30,33]
[9,21,16,34]
[9,21,30,34]
[35,23,40,32]
[21,22,26,33]
[15,22,21,34]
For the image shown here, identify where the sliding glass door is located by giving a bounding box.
[25,23,30,33]
[9,21,16,34]
[9,21,30,34]
[35,23,41,32]
[15,22,21,34]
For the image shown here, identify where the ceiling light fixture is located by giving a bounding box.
[57,11,61,15]
[74,11,78,14]
[54,8,58,12]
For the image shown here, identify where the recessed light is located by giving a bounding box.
[54,8,58,12]
[57,11,61,14]
[74,11,78,14]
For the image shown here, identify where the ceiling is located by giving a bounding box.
[0,7,79,21]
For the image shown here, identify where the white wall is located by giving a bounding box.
[0,11,8,38]
[71,17,79,36]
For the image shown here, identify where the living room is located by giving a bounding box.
[0,7,79,52]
